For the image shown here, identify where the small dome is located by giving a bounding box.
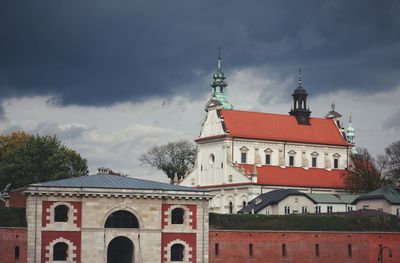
[293,86,307,95]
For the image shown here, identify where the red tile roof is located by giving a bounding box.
[219,109,349,146]
[239,164,348,189]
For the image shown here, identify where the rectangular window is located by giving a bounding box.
[282,244,287,257]
[348,244,352,257]
[265,154,271,165]
[289,156,294,166]
[334,158,339,169]
[315,206,321,213]
[315,244,320,257]
[302,206,308,214]
[327,206,333,213]
[312,157,317,168]
[284,206,291,215]
[347,206,353,211]
[15,246,20,259]
[249,243,253,257]
[215,243,219,256]
[241,152,247,163]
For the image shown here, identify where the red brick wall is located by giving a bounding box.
[41,231,81,263]
[161,203,197,229]
[0,227,27,263]
[209,231,400,263]
[8,189,27,208]
[161,233,196,263]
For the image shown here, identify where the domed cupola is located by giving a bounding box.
[205,49,233,112]
[289,69,312,125]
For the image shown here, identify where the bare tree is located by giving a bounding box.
[140,140,197,184]
[384,141,400,185]
[344,148,384,193]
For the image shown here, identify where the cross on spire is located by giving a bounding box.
[298,68,302,87]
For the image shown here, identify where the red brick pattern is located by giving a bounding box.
[41,231,81,263]
[161,204,197,229]
[8,189,27,208]
[41,201,82,227]
[0,228,27,263]
[209,231,400,263]
[161,233,196,263]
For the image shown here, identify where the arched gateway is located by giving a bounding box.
[107,236,134,263]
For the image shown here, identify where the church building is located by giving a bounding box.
[180,55,357,214]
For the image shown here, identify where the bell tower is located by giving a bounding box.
[289,69,311,125]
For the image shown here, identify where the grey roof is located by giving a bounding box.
[352,185,400,205]
[238,189,316,214]
[306,193,359,204]
[31,173,205,193]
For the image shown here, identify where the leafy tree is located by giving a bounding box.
[344,147,385,193]
[140,140,196,184]
[384,141,400,184]
[0,132,88,190]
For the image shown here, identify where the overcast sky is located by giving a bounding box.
[1,1,399,182]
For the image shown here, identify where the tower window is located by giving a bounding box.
[312,157,317,168]
[265,154,271,165]
[334,159,339,169]
[241,152,247,163]
[53,242,68,261]
[171,243,185,261]
[54,205,69,222]
[289,156,294,166]
[171,208,185,224]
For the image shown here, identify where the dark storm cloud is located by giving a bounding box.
[1,0,400,106]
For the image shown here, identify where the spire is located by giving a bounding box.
[289,68,311,125]
[346,113,356,153]
[205,49,233,112]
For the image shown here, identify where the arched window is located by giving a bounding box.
[171,208,184,224]
[105,210,139,228]
[242,201,247,208]
[171,243,185,261]
[229,202,233,214]
[53,242,68,261]
[54,205,69,222]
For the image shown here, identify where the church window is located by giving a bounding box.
[327,206,333,213]
[334,158,339,169]
[241,152,247,163]
[171,243,185,261]
[209,154,215,164]
[54,205,69,222]
[315,206,321,213]
[265,154,271,165]
[53,242,68,261]
[229,202,233,214]
[171,208,185,224]
[105,210,139,228]
[289,156,294,166]
[284,206,290,215]
[312,157,317,168]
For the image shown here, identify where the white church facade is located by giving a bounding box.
[180,55,356,214]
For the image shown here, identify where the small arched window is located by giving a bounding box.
[105,210,139,228]
[54,205,69,222]
[171,243,185,261]
[242,201,247,208]
[229,202,233,214]
[171,208,185,224]
[53,242,68,261]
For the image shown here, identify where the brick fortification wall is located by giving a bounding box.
[209,231,400,263]
[0,227,27,263]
